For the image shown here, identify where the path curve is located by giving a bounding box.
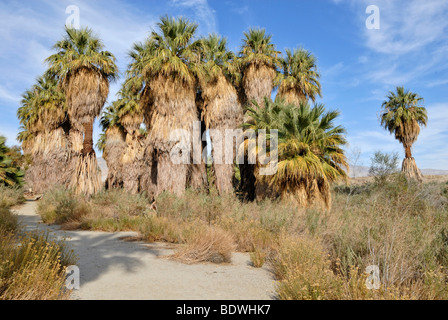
[13,201,276,300]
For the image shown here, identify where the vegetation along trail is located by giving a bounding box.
[13,200,276,300]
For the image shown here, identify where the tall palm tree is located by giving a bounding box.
[45,26,118,195]
[242,99,348,208]
[129,16,205,196]
[239,28,280,107]
[380,86,428,182]
[124,41,156,196]
[17,75,71,193]
[196,34,243,194]
[238,28,281,201]
[99,101,126,190]
[113,82,146,194]
[276,48,321,105]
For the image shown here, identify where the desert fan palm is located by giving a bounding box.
[129,16,205,196]
[45,26,118,195]
[238,28,280,200]
[196,34,243,194]
[242,99,347,208]
[380,86,427,182]
[17,75,72,193]
[276,48,321,105]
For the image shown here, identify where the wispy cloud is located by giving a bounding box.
[170,0,217,34]
[362,0,448,56]
[0,0,158,146]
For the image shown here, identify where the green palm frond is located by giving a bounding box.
[380,86,427,147]
[243,99,347,192]
[45,26,119,85]
[239,28,281,69]
[276,48,322,102]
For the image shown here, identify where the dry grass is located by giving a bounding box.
[170,226,236,264]
[36,176,448,299]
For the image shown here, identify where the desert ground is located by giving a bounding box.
[14,201,276,300]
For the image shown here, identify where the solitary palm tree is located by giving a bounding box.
[276,48,321,105]
[380,86,428,182]
[46,27,118,195]
[239,28,280,201]
[243,99,347,208]
[196,34,243,194]
[129,16,205,196]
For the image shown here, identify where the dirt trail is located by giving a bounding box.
[13,201,276,300]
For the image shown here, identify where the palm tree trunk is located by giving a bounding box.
[82,121,95,155]
[405,145,412,159]
[402,143,423,182]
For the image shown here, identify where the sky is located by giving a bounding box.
[0,0,447,170]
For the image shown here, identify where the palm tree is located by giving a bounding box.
[17,75,71,193]
[111,82,146,194]
[99,102,126,190]
[128,16,205,196]
[0,136,24,187]
[238,28,281,201]
[242,99,348,208]
[276,48,321,105]
[45,26,118,195]
[196,34,243,194]
[239,28,280,107]
[380,86,428,182]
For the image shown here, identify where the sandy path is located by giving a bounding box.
[13,201,277,300]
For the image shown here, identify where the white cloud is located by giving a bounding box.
[0,86,20,104]
[0,0,159,148]
[362,0,448,55]
[170,0,217,34]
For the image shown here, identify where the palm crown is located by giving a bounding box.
[196,34,240,86]
[380,86,427,154]
[17,75,66,134]
[243,98,347,206]
[138,16,199,86]
[239,28,280,68]
[45,26,118,84]
[277,48,322,103]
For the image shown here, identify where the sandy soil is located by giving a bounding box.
[13,201,277,300]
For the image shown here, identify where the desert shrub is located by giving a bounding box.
[91,190,151,217]
[0,206,18,233]
[0,186,25,208]
[0,230,77,300]
[36,178,448,298]
[37,187,86,224]
[369,151,399,186]
[250,248,267,268]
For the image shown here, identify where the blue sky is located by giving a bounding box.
[0,0,447,170]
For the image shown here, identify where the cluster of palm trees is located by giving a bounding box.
[18,27,118,194]
[17,16,351,208]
